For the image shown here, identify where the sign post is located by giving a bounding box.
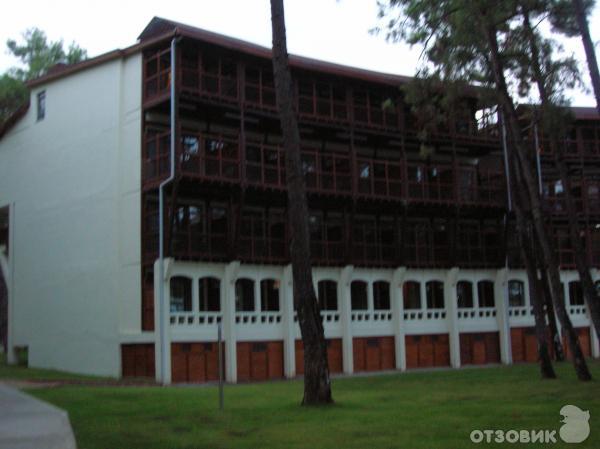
[217,321,224,410]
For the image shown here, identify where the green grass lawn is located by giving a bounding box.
[2,361,600,449]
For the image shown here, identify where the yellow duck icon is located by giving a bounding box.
[560,405,590,443]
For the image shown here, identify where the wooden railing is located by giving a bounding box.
[542,179,600,216]
[142,51,499,142]
[142,131,506,207]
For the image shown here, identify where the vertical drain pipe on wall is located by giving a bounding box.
[158,35,178,384]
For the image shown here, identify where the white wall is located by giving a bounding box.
[0,53,143,377]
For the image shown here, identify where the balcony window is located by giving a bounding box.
[373,281,391,310]
[199,277,220,312]
[318,280,338,311]
[477,280,495,308]
[508,280,525,307]
[426,281,444,309]
[457,281,473,308]
[235,278,255,312]
[170,276,192,312]
[260,279,280,311]
[351,281,368,310]
[568,281,584,306]
[403,281,421,309]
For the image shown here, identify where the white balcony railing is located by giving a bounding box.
[236,311,283,325]
[170,311,222,326]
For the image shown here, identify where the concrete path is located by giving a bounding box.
[0,383,76,449]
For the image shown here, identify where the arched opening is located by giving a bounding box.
[235,278,255,311]
[508,280,525,307]
[260,279,280,311]
[403,281,421,309]
[477,280,495,308]
[351,281,368,310]
[426,281,444,309]
[456,281,473,308]
[199,277,221,312]
[318,280,338,311]
[568,281,584,306]
[170,276,192,312]
[373,281,391,310]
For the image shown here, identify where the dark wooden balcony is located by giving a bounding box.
[142,131,506,208]
[538,137,600,160]
[542,179,600,217]
[143,198,505,268]
[142,47,501,144]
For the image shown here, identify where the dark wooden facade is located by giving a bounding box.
[138,21,600,331]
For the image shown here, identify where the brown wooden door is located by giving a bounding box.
[296,339,343,375]
[171,342,221,383]
[353,336,396,372]
[405,334,450,369]
[237,341,284,381]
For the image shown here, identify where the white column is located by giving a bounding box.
[153,259,172,384]
[591,324,600,359]
[339,265,354,374]
[0,244,13,364]
[223,261,240,383]
[254,277,261,312]
[590,269,599,358]
[367,280,374,312]
[495,268,512,364]
[192,275,200,314]
[282,265,296,378]
[392,267,407,371]
[445,267,460,368]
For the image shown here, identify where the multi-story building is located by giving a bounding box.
[0,17,598,383]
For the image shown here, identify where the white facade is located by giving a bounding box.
[0,53,145,376]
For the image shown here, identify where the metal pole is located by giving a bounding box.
[218,321,224,410]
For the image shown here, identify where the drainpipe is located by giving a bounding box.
[501,111,512,213]
[533,122,543,195]
[158,36,178,384]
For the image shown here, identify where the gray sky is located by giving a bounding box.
[1,0,599,106]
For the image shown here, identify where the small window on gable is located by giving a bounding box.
[37,91,46,121]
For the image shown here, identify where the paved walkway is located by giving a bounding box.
[0,383,76,449]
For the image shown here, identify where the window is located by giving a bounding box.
[318,280,338,311]
[373,281,391,310]
[508,280,525,307]
[457,281,473,308]
[170,277,192,312]
[37,91,46,121]
[568,281,584,306]
[199,277,220,312]
[426,281,444,309]
[477,281,495,308]
[260,279,280,311]
[235,278,255,311]
[403,281,421,309]
[351,281,368,310]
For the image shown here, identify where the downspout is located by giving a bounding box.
[533,122,543,195]
[158,35,178,384]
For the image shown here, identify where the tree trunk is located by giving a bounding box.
[573,0,600,115]
[482,19,592,380]
[506,130,556,378]
[540,261,565,361]
[522,10,600,343]
[269,0,333,405]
